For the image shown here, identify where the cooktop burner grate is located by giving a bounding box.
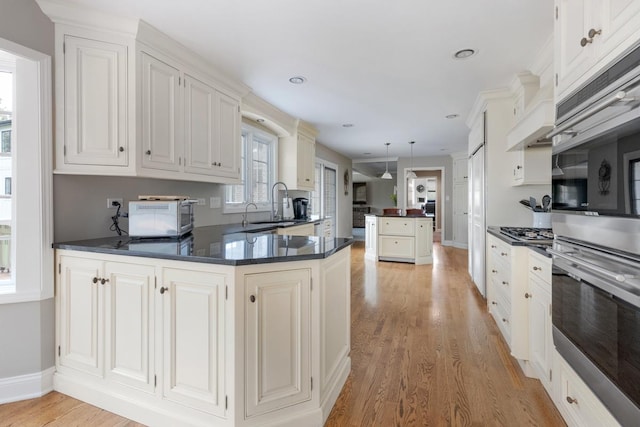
[500,227,554,241]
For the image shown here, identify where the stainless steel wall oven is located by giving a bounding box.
[550,41,640,427]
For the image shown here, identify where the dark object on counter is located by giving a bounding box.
[541,194,551,212]
[293,197,309,219]
[519,199,532,209]
[383,208,401,216]
[406,208,424,216]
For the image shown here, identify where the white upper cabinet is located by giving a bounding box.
[61,35,130,170]
[555,0,640,100]
[279,121,317,191]
[40,1,248,183]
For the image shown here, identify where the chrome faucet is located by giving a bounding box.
[242,202,258,227]
[271,181,289,221]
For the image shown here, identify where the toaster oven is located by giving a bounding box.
[129,197,196,238]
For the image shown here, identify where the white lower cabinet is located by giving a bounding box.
[54,248,351,427]
[554,351,621,427]
[375,216,433,264]
[160,267,226,416]
[364,215,377,260]
[57,254,154,393]
[244,269,311,418]
[527,251,553,396]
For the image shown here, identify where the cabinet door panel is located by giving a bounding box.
[216,91,241,178]
[555,0,593,97]
[141,52,180,171]
[296,133,315,190]
[184,75,215,175]
[162,268,226,416]
[378,236,415,259]
[378,218,415,236]
[416,219,433,258]
[58,256,102,376]
[64,36,127,166]
[104,262,154,392]
[245,269,311,417]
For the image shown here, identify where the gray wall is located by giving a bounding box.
[397,154,454,242]
[0,0,55,379]
[365,179,396,214]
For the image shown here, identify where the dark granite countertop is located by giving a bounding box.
[53,224,352,266]
[487,226,552,258]
[365,213,435,218]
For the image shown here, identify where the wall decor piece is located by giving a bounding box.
[599,159,611,195]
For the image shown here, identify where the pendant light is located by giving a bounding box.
[381,142,392,179]
[407,141,417,179]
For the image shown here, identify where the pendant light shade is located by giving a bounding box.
[381,142,392,179]
[407,141,417,179]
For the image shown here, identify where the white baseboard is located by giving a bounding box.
[0,366,55,404]
[442,239,453,246]
[442,240,468,249]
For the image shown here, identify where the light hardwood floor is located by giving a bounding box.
[0,242,564,427]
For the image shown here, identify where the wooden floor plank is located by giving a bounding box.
[0,242,564,427]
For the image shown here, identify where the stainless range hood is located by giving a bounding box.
[507,83,555,151]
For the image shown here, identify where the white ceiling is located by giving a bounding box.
[71,0,554,164]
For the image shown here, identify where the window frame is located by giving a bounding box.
[0,38,53,303]
[223,122,278,214]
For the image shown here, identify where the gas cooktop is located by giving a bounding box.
[500,227,554,244]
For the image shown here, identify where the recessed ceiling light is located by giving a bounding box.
[445,114,459,119]
[256,118,265,123]
[453,49,476,59]
[289,76,306,84]
[342,123,354,128]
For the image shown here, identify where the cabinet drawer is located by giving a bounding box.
[555,352,621,427]
[379,218,415,236]
[378,236,415,259]
[529,250,551,285]
[490,296,511,344]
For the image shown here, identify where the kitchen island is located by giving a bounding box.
[52,226,353,427]
[364,214,433,264]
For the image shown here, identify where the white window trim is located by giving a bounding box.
[0,37,53,304]
[223,123,278,214]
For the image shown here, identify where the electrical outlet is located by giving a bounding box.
[107,198,123,208]
[197,198,206,206]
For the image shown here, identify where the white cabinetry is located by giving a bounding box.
[486,234,529,359]
[511,146,552,186]
[553,351,621,427]
[527,250,553,396]
[555,0,640,100]
[41,1,247,183]
[160,267,226,416]
[375,216,432,264]
[279,121,316,191]
[140,48,241,181]
[244,269,311,418]
[57,254,154,392]
[58,34,131,172]
[364,215,377,260]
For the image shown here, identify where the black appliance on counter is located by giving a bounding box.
[547,40,640,426]
[293,197,309,220]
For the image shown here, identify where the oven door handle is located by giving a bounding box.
[548,248,634,282]
[547,90,634,139]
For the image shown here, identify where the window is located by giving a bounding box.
[224,123,277,212]
[1,129,10,154]
[631,158,640,214]
[0,40,53,303]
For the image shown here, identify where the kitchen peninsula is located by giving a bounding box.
[364,214,433,264]
[53,225,353,427]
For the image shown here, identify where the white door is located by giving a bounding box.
[57,256,102,376]
[161,268,226,416]
[453,181,468,246]
[365,215,377,258]
[245,269,311,418]
[103,261,155,392]
[140,52,181,171]
[470,145,486,296]
[64,36,128,166]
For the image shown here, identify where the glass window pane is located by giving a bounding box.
[253,182,268,204]
[0,70,13,284]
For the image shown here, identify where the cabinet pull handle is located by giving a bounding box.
[145,150,151,155]
[119,146,124,152]
[492,269,497,273]
[491,245,497,248]
[250,295,256,303]
[160,287,169,294]
[502,281,508,286]
[502,318,508,323]
[305,178,310,181]
[580,29,601,47]
[100,278,109,285]
[92,277,99,284]
[525,292,531,299]
[533,266,541,271]
[566,396,578,405]
[491,301,497,305]
[516,165,522,169]
[501,252,508,256]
